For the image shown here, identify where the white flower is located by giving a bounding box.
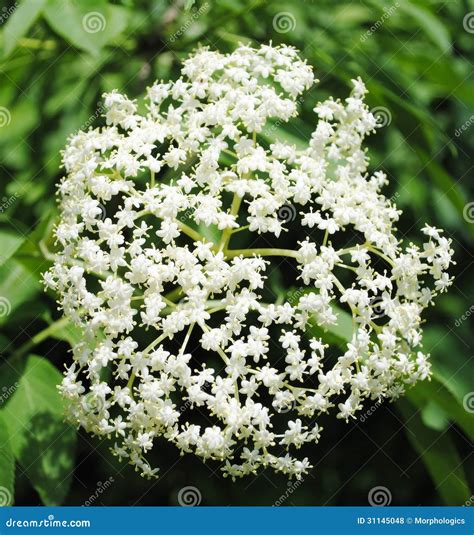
[47,43,453,480]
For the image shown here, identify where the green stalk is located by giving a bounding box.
[14,316,71,359]
[218,193,242,252]
[224,248,299,259]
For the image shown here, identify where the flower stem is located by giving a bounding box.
[224,248,299,259]
[179,323,195,355]
[218,193,242,252]
[366,244,395,267]
[164,287,183,303]
[14,316,71,358]
[230,225,249,235]
[200,323,229,365]
[178,221,210,244]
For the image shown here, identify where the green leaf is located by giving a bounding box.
[294,288,353,349]
[0,412,15,506]
[2,0,47,58]
[420,400,448,432]
[398,2,451,53]
[0,99,40,146]
[198,224,221,245]
[262,121,307,150]
[406,374,474,442]
[13,211,57,268]
[367,80,450,154]
[397,399,471,505]
[1,355,76,505]
[0,230,24,267]
[44,316,84,347]
[309,306,353,349]
[0,259,40,326]
[330,4,373,27]
[416,151,472,237]
[43,0,130,56]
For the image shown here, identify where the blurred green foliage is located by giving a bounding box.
[0,0,472,506]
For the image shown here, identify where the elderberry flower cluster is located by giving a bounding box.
[45,44,454,479]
